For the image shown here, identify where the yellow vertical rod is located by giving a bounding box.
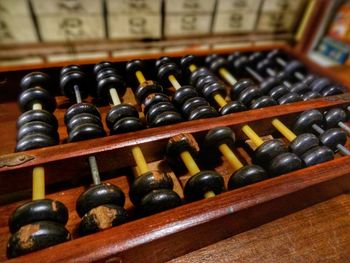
[218,144,244,171]
[189,64,197,73]
[135,71,146,84]
[242,125,264,148]
[168,75,182,90]
[219,68,237,86]
[213,94,227,107]
[271,119,297,142]
[32,166,45,200]
[180,151,200,175]
[131,146,150,176]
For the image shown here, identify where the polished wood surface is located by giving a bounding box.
[170,194,350,263]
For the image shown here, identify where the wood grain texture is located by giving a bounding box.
[169,194,350,263]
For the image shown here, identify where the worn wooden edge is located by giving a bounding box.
[0,94,349,196]
[6,155,350,263]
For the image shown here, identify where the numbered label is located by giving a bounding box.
[213,12,257,33]
[261,0,303,12]
[38,15,105,42]
[164,14,212,37]
[0,0,30,15]
[165,0,216,13]
[0,15,37,43]
[107,0,161,14]
[108,15,161,39]
[256,12,296,32]
[216,0,262,12]
[31,0,102,14]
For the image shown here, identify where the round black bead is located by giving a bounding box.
[250,96,277,109]
[181,97,209,116]
[149,111,183,127]
[7,221,70,259]
[228,165,268,190]
[293,109,324,135]
[146,102,176,124]
[202,127,235,154]
[17,121,58,142]
[20,72,50,92]
[8,199,68,234]
[230,79,255,99]
[68,123,106,142]
[16,133,57,152]
[96,74,125,102]
[110,117,143,135]
[60,70,89,102]
[106,104,139,130]
[277,92,302,104]
[220,101,247,115]
[324,108,347,129]
[166,134,198,163]
[268,85,289,100]
[254,139,287,166]
[289,133,319,156]
[319,128,347,151]
[142,92,170,114]
[259,77,280,94]
[76,183,125,218]
[209,57,229,74]
[137,189,182,216]
[202,82,226,102]
[268,152,303,176]
[302,91,321,101]
[135,80,163,103]
[173,86,198,107]
[79,204,128,236]
[309,77,331,92]
[289,82,310,94]
[188,105,218,120]
[17,110,58,130]
[283,60,306,78]
[184,171,224,201]
[180,55,197,73]
[64,103,100,125]
[190,67,211,86]
[67,113,102,132]
[301,146,334,167]
[238,86,262,106]
[157,63,181,87]
[321,85,344,97]
[196,75,217,94]
[125,59,144,76]
[18,88,56,113]
[155,56,173,69]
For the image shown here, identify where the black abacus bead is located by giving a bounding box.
[18,88,56,113]
[97,74,125,102]
[166,134,198,163]
[20,72,50,92]
[250,96,277,109]
[64,103,101,124]
[319,128,347,151]
[17,110,58,130]
[181,97,209,117]
[268,85,289,100]
[60,70,89,102]
[142,93,170,114]
[180,55,197,74]
[203,127,235,154]
[7,221,71,259]
[201,82,226,102]
[190,67,211,86]
[220,101,247,115]
[309,77,331,92]
[196,75,217,94]
[254,139,287,166]
[157,63,181,87]
[324,108,348,128]
[283,60,306,78]
[67,113,102,132]
[146,102,176,124]
[94,61,115,75]
[126,59,144,76]
[208,57,229,74]
[266,49,286,61]
[96,68,121,83]
[230,79,255,99]
[79,204,128,236]
[76,183,125,218]
[268,152,303,176]
[110,117,144,135]
[301,146,334,167]
[61,64,82,76]
[8,199,68,234]
[289,133,320,156]
[302,74,317,85]
[173,86,198,107]
[135,80,163,103]
[293,110,324,135]
[321,85,344,97]
[238,86,262,106]
[302,91,321,101]
[155,56,173,69]
[259,77,281,94]
[137,189,182,216]
[68,123,106,142]
[228,165,268,190]
[231,56,249,75]
[256,59,274,75]
[188,105,218,120]
[16,133,57,152]
[17,121,58,142]
[106,104,139,130]
[289,82,310,94]
[150,111,183,127]
[184,171,224,201]
[129,170,174,205]
[277,92,302,105]
[205,54,220,65]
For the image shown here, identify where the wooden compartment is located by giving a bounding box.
[1,45,350,262]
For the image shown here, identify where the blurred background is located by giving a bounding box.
[0,0,348,68]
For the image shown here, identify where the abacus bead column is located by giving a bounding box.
[202,127,268,189]
[18,88,56,113]
[7,221,71,258]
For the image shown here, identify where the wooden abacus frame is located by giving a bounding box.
[1,44,350,262]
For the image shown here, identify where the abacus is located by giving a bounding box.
[1,45,350,262]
